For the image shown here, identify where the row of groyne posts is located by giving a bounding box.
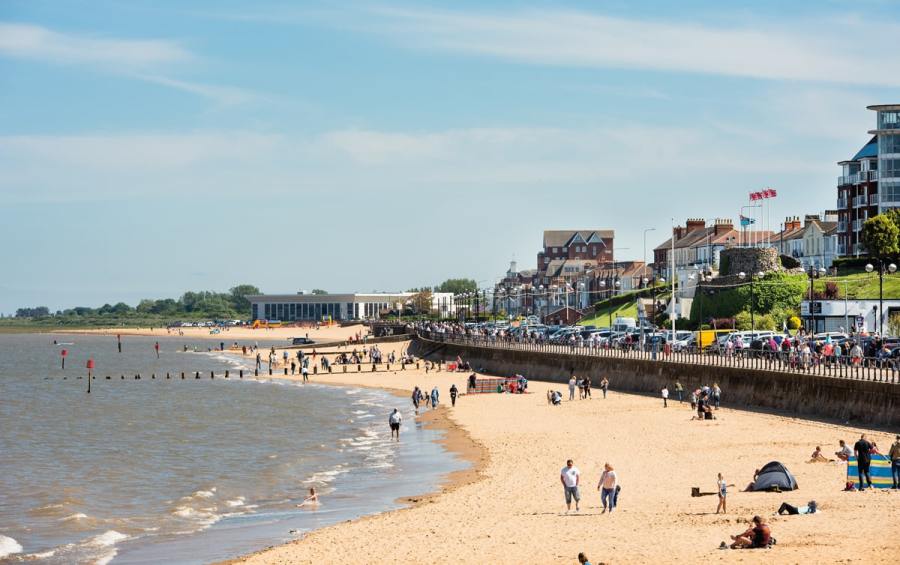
[57,358,443,393]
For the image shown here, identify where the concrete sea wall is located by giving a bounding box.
[410,337,900,428]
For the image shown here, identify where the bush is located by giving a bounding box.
[734,311,752,331]
[788,315,801,330]
[779,255,801,269]
[719,254,731,276]
[756,313,777,331]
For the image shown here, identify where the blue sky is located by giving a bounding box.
[2,0,899,312]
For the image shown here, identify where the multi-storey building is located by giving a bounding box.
[836,104,900,257]
[536,230,614,278]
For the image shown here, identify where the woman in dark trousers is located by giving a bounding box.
[449,384,458,407]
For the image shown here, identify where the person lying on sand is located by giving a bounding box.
[807,446,834,463]
[777,500,817,515]
[297,487,319,507]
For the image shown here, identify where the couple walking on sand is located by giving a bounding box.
[560,460,619,514]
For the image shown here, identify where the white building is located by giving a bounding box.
[248,292,456,321]
[801,298,900,334]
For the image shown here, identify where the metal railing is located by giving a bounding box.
[416,331,900,384]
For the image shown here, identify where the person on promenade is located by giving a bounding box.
[597,463,618,513]
[854,434,874,490]
[298,487,319,507]
[560,459,581,513]
[808,446,834,463]
[716,473,730,514]
[661,385,669,408]
[389,408,402,441]
[835,439,852,462]
[450,384,458,407]
[889,435,900,489]
[674,380,684,403]
[577,552,591,565]
[568,376,577,401]
[412,386,421,413]
[728,515,771,549]
[431,386,440,408]
[600,377,609,399]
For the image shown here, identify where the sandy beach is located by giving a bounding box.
[222,339,900,564]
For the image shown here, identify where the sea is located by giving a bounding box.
[0,333,465,564]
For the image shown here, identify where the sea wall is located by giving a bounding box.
[409,337,900,427]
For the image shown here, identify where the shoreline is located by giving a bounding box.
[219,372,489,565]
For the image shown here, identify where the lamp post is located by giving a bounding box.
[643,227,656,279]
[690,271,710,346]
[738,271,765,331]
[538,285,544,320]
[865,260,897,336]
[806,266,826,334]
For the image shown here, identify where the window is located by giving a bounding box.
[264,304,271,319]
[562,247,568,253]
[552,247,558,253]
[880,134,900,155]
[882,181,900,203]
[544,257,550,264]
[881,158,900,179]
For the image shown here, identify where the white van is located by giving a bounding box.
[612,317,637,333]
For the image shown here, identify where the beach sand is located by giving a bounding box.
[227,340,900,564]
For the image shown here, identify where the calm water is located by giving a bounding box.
[0,334,464,564]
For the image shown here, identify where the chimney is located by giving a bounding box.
[686,218,706,233]
[782,216,800,231]
[803,214,820,227]
[713,218,733,236]
[673,225,686,241]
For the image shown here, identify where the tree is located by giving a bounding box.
[311,289,328,295]
[437,278,477,295]
[15,306,49,318]
[229,284,260,314]
[862,214,900,257]
[408,290,433,314]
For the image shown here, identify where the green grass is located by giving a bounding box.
[580,301,639,327]
[809,271,900,299]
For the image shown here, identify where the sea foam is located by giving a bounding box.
[0,535,23,558]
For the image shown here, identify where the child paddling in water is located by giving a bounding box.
[298,487,319,507]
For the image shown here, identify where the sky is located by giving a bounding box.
[2,0,900,313]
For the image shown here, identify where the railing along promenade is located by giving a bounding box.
[416,331,900,385]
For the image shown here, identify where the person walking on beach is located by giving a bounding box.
[450,384,458,407]
[154,341,160,359]
[716,473,729,514]
[854,434,874,490]
[583,376,591,399]
[301,365,309,383]
[675,380,684,403]
[889,435,900,489]
[597,463,618,513]
[661,385,669,408]
[389,409,402,441]
[431,386,439,408]
[568,376,577,401]
[560,459,581,513]
[412,386,421,414]
[468,373,477,392]
[255,352,262,371]
[600,377,609,399]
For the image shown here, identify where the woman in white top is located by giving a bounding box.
[596,463,618,513]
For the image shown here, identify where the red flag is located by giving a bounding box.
[768,188,777,197]
[749,192,759,201]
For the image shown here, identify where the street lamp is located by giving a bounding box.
[738,271,765,331]
[806,266,826,334]
[865,261,897,336]
[690,272,711,345]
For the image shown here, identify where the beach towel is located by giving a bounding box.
[846,455,893,489]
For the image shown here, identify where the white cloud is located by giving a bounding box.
[359,7,900,87]
[0,124,825,205]
[136,74,259,107]
[0,22,191,67]
[0,22,259,106]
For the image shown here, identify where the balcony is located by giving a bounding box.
[870,193,879,205]
[853,220,863,231]
[837,243,847,255]
[838,221,848,232]
[837,197,848,208]
[853,195,868,207]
